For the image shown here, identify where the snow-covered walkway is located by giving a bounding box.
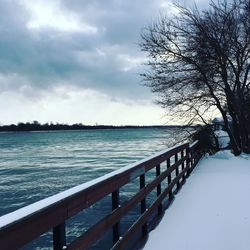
[144,151,250,250]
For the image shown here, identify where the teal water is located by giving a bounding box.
[0,128,187,249]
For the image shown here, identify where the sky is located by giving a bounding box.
[0,0,208,126]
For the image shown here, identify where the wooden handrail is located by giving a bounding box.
[0,141,202,250]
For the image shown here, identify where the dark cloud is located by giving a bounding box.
[60,0,164,43]
[0,0,210,101]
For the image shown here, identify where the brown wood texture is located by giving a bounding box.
[67,156,188,249]
[112,168,188,250]
[0,142,198,250]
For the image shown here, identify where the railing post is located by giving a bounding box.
[167,158,173,202]
[175,154,180,190]
[53,222,66,250]
[156,164,162,215]
[186,145,191,177]
[194,150,196,165]
[181,150,185,183]
[112,190,120,244]
[190,149,194,171]
[140,174,147,236]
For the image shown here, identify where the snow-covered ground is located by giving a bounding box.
[214,129,230,148]
[143,151,250,250]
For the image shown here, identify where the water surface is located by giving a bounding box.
[0,128,187,249]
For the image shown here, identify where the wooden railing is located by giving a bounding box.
[0,141,203,250]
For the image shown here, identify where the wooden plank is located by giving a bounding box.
[0,202,67,250]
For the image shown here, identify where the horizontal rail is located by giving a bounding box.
[112,167,188,249]
[67,155,188,249]
[0,141,202,250]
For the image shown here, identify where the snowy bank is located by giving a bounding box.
[143,151,250,250]
[214,129,230,149]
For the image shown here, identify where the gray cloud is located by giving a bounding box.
[0,0,168,100]
[0,0,210,102]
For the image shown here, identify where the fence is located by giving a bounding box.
[0,141,203,250]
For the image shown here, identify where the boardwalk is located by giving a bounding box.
[144,151,250,250]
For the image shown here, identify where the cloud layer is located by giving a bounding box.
[0,0,209,125]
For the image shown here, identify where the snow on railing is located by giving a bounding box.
[190,140,199,148]
[0,141,203,250]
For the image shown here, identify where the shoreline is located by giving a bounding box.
[0,125,193,133]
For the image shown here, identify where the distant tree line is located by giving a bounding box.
[0,121,185,132]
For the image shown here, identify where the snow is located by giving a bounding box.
[214,129,230,148]
[190,140,198,148]
[0,143,184,229]
[144,151,250,250]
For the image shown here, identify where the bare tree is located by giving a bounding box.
[140,0,250,155]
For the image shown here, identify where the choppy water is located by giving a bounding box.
[0,128,187,249]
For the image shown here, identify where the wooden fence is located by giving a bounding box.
[0,141,203,250]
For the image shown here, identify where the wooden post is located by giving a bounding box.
[194,149,196,163]
[140,174,147,236]
[112,190,120,244]
[181,150,185,183]
[156,164,162,215]
[175,154,180,190]
[53,222,66,250]
[190,149,194,171]
[167,158,173,201]
[186,146,191,177]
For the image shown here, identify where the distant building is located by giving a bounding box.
[212,116,232,131]
[212,116,231,149]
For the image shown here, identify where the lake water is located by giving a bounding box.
[0,128,188,249]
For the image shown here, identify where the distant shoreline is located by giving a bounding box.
[0,123,192,132]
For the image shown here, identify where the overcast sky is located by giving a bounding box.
[0,0,208,125]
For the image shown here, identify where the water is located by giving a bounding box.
[0,127,187,249]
